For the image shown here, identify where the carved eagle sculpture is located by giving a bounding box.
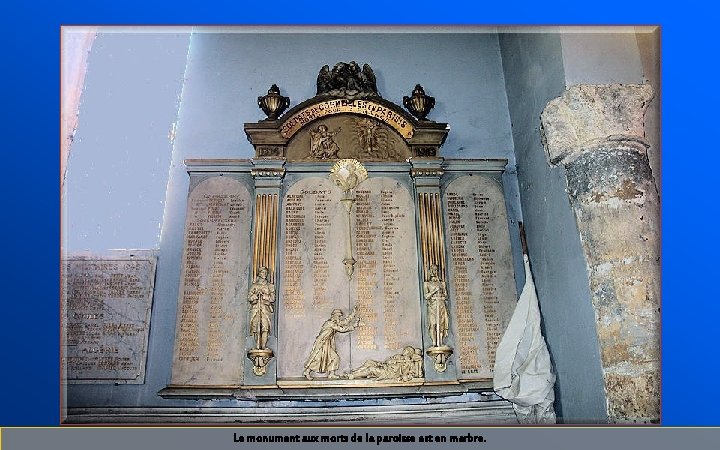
[316,64,331,95]
[315,62,380,98]
[360,63,378,95]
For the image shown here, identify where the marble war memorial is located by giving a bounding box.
[61,27,660,424]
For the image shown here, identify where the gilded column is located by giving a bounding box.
[245,158,285,384]
[541,84,659,422]
[410,157,456,380]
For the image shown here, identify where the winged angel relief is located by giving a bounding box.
[351,117,397,160]
[309,124,341,159]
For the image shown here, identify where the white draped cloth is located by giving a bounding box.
[493,254,557,424]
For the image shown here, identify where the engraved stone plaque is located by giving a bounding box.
[350,176,422,364]
[62,256,156,384]
[278,175,422,380]
[444,174,517,379]
[170,175,252,386]
[278,176,350,378]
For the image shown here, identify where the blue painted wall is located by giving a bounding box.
[174,32,514,159]
[63,32,190,252]
[498,33,608,423]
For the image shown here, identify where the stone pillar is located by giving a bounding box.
[540,84,659,423]
[244,158,286,385]
[410,157,458,382]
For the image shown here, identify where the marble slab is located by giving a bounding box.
[277,175,422,380]
[349,177,422,365]
[169,175,252,386]
[62,255,156,384]
[278,176,351,378]
[443,174,517,379]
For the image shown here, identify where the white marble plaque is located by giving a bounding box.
[278,175,422,380]
[350,177,422,364]
[278,176,350,378]
[62,256,156,384]
[444,175,517,379]
[170,176,251,386]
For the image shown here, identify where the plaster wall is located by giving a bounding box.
[62,32,190,252]
[63,31,193,410]
[498,32,608,423]
[635,28,661,190]
[174,32,515,159]
[561,33,645,85]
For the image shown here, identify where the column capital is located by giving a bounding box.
[409,157,444,189]
[251,158,286,189]
[541,84,654,166]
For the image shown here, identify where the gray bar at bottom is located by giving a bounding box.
[3,427,718,450]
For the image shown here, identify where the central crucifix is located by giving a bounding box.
[329,159,368,279]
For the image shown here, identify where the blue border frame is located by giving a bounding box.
[1,0,709,426]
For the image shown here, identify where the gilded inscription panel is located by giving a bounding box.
[170,176,252,386]
[278,175,422,380]
[444,175,517,380]
[280,99,414,139]
[62,256,156,384]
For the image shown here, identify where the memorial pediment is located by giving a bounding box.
[246,62,449,161]
[161,63,518,404]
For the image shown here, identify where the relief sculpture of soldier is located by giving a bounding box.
[303,307,359,380]
[248,266,275,350]
[345,346,423,382]
[425,264,449,347]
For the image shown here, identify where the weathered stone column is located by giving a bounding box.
[540,84,659,423]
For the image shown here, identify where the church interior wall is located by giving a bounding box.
[62,27,659,424]
[498,32,609,423]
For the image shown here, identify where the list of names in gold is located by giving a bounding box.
[444,175,517,379]
[350,177,422,367]
[278,177,349,378]
[170,176,251,386]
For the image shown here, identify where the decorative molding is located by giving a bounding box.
[410,168,444,178]
[250,168,285,178]
[66,400,516,424]
[413,146,438,157]
[256,145,285,158]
